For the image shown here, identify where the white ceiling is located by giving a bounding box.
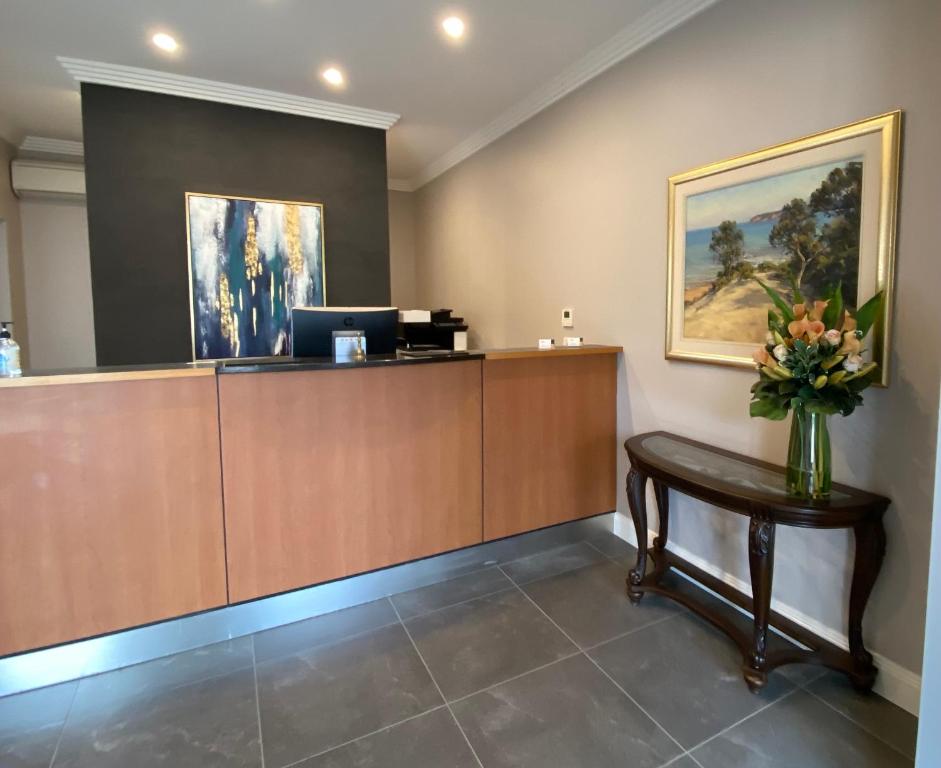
[0,0,714,187]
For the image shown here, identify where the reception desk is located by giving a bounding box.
[0,346,619,657]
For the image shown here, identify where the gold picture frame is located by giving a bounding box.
[185,191,327,362]
[665,111,900,386]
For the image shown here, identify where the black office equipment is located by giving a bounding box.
[291,307,398,357]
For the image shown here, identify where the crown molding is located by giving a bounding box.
[19,136,84,157]
[409,0,720,189]
[387,178,417,193]
[58,57,400,130]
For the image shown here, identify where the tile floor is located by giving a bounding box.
[0,532,918,768]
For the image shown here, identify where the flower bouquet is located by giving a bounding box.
[749,280,883,498]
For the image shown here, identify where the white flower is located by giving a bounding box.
[765,332,775,346]
[824,329,842,346]
[844,353,864,372]
[773,344,789,362]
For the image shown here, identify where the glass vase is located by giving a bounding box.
[786,403,831,499]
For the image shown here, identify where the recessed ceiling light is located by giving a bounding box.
[441,16,466,39]
[321,66,345,88]
[151,32,179,53]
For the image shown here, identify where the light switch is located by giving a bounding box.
[562,307,574,328]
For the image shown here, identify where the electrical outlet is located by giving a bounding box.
[561,307,574,328]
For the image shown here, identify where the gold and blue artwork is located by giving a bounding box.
[186,193,325,360]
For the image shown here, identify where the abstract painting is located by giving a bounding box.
[186,193,325,360]
[665,112,900,384]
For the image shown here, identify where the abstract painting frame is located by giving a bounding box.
[665,111,900,386]
[186,192,326,361]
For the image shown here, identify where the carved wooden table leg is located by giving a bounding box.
[744,518,776,693]
[626,467,648,604]
[847,518,886,691]
[653,481,669,552]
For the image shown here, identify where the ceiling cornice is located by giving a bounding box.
[58,57,400,131]
[387,178,417,193]
[408,0,720,190]
[19,136,84,156]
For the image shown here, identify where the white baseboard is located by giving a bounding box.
[611,515,921,716]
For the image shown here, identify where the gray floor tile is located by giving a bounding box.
[692,689,913,768]
[806,671,918,759]
[56,637,254,718]
[406,588,577,701]
[522,560,680,648]
[588,531,639,563]
[452,654,681,768]
[254,598,398,663]
[589,611,794,749]
[390,567,513,620]
[256,623,442,767]
[665,757,701,768]
[54,668,260,767]
[501,542,606,585]
[659,571,824,688]
[298,707,478,768]
[0,681,76,768]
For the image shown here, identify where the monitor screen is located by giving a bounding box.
[291,307,399,357]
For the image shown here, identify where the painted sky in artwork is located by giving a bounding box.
[686,156,862,230]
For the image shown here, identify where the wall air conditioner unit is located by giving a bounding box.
[10,159,86,201]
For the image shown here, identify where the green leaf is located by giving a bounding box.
[822,281,843,329]
[854,291,884,338]
[750,398,788,420]
[756,278,795,324]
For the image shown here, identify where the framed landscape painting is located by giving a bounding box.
[186,192,326,360]
[665,111,900,385]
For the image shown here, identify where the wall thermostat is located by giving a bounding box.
[561,307,574,328]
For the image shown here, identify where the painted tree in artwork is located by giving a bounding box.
[709,220,745,279]
[768,198,824,292]
[809,161,862,302]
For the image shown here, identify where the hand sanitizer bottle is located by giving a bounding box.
[0,322,22,377]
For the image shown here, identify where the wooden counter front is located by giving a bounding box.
[483,351,618,540]
[219,359,484,603]
[0,376,227,656]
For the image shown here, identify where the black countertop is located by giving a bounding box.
[216,351,483,374]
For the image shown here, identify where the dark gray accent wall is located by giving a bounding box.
[81,84,390,365]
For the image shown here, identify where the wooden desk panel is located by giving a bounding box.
[219,360,484,603]
[483,354,617,540]
[0,377,227,656]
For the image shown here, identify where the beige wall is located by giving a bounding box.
[413,0,941,696]
[388,190,418,309]
[0,139,28,365]
[20,200,96,369]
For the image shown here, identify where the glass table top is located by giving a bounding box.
[641,435,848,500]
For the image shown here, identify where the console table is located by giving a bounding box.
[624,431,889,693]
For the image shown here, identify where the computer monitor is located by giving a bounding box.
[291,307,399,357]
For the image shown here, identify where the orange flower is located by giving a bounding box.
[808,300,829,322]
[838,330,861,356]
[753,347,773,366]
[843,315,857,332]
[787,317,826,343]
[792,303,807,320]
